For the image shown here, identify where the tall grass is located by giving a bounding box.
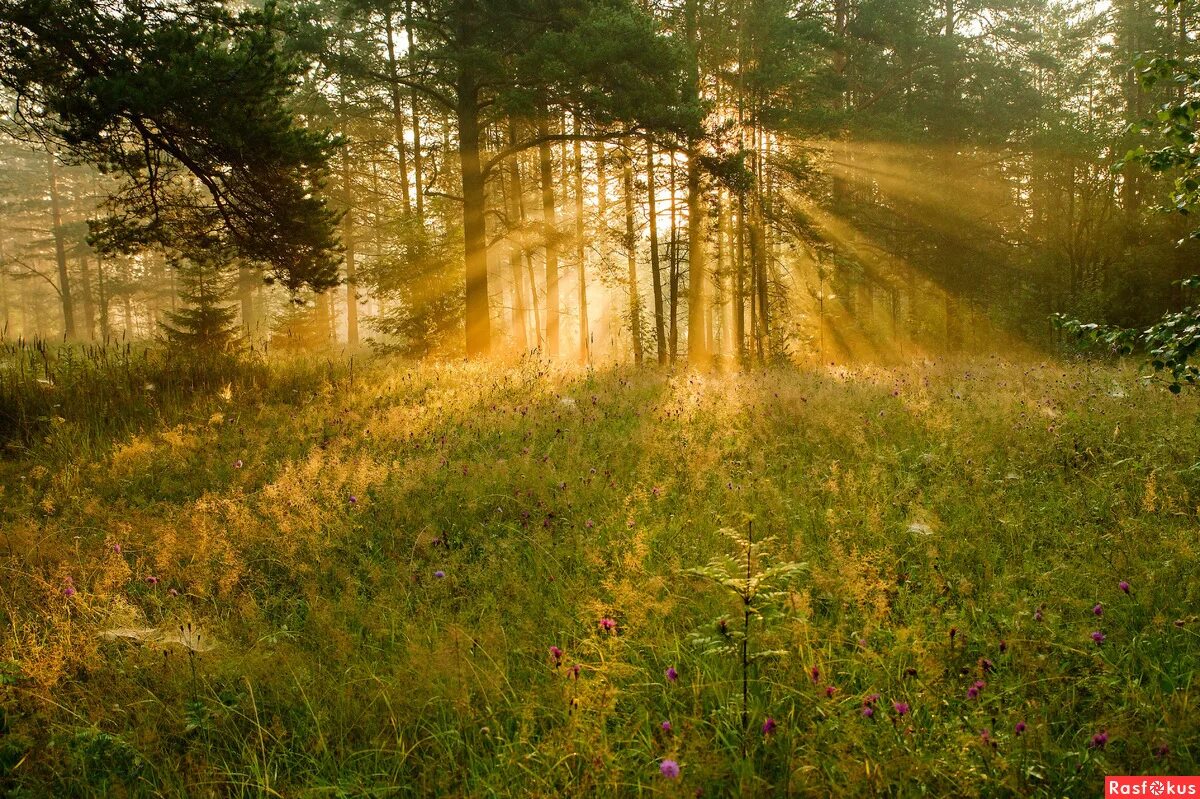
[1,354,1197,796]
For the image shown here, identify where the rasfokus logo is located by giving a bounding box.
[1106,777,1200,797]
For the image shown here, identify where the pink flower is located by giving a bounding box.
[1015,721,1026,735]
[1119,580,1131,594]
[665,666,678,682]
[893,701,910,716]
[661,720,671,732]
[761,717,777,735]
[549,646,563,665]
[1091,630,1106,645]
[825,685,837,698]
[1093,603,1103,617]
[1089,730,1108,749]
[659,759,680,779]
[598,618,617,633]
[63,586,75,598]
[809,666,820,683]
[145,575,159,586]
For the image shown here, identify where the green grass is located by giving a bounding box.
[1,353,1198,796]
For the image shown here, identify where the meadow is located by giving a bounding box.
[1,349,1198,797]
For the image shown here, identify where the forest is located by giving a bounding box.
[1,0,1199,796]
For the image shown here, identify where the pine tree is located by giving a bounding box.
[160,259,241,354]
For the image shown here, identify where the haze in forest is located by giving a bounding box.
[0,0,1193,367]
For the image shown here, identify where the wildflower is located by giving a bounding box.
[234,459,243,469]
[434,570,446,579]
[762,717,777,735]
[659,759,680,779]
[1119,580,1131,594]
[1093,603,1103,617]
[1015,721,1026,735]
[665,666,678,682]
[893,701,910,716]
[349,495,358,504]
[980,657,995,673]
[1091,630,1105,645]
[651,486,663,498]
[63,585,76,598]
[598,618,617,633]
[967,681,983,700]
[1034,606,1044,622]
[999,640,1008,653]
[112,543,121,554]
[862,706,874,718]
[980,728,994,747]
[168,588,179,597]
[1089,730,1108,749]
[809,666,820,683]
[571,664,581,679]
[661,721,671,732]
[145,575,159,586]
[825,685,837,698]
[586,519,595,529]
[865,693,880,706]
[549,646,563,665]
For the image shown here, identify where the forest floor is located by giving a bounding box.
[1,354,1198,797]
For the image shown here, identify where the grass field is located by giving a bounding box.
[1,353,1198,796]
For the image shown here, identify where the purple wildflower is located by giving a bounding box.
[434,570,446,579]
[598,618,617,633]
[665,666,678,682]
[659,759,680,779]
[63,586,75,598]
[661,721,671,732]
[893,701,910,716]
[1093,603,1103,617]
[549,646,563,665]
[1015,721,1026,735]
[862,706,874,718]
[1119,580,1131,594]
[761,717,777,735]
[1089,730,1108,749]
[1091,630,1106,645]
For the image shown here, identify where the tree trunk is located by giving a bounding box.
[623,141,643,364]
[384,7,413,216]
[48,154,75,339]
[342,142,359,345]
[647,137,667,364]
[405,0,424,221]
[668,151,679,362]
[96,258,108,340]
[506,122,528,351]
[684,0,707,365]
[573,121,590,364]
[79,254,95,340]
[538,114,559,357]
[457,87,490,357]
